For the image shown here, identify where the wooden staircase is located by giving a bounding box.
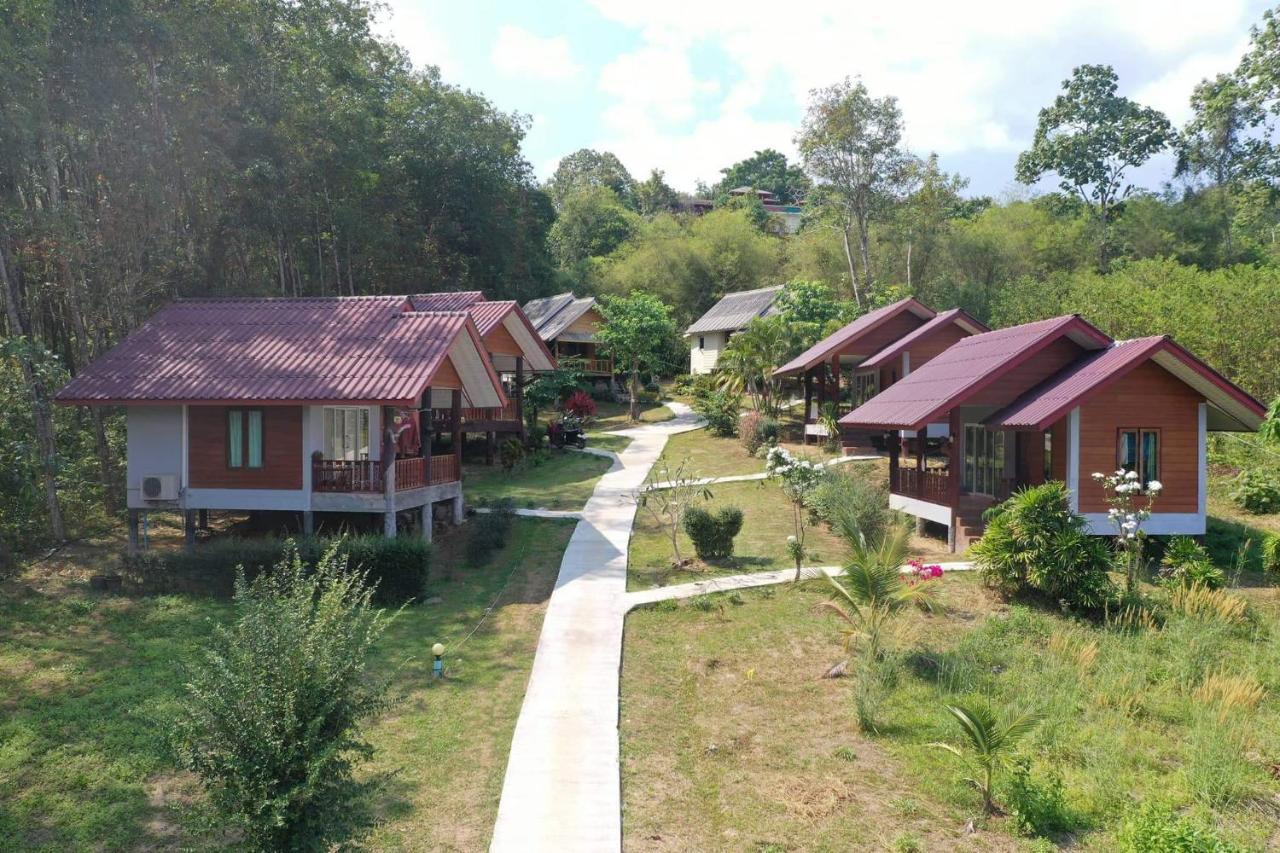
[953,494,995,551]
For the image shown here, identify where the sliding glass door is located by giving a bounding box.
[962,424,1005,496]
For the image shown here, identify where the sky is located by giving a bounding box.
[374,0,1272,198]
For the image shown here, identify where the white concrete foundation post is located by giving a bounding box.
[421,502,433,543]
[302,511,314,536]
[452,494,464,525]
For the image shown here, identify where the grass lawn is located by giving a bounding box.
[628,479,852,590]
[592,399,674,432]
[464,449,613,511]
[586,431,632,454]
[659,426,843,480]
[0,516,574,851]
[621,573,1280,851]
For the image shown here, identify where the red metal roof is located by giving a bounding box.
[839,315,1112,430]
[858,308,990,370]
[410,291,485,311]
[464,300,557,369]
[55,296,495,406]
[774,297,936,376]
[987,336,1267,432]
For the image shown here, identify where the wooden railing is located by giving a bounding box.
[313,459,383,492]
[891,466,952,505]
[312,456,460,492]
[582,358,613,375]
[428,455,459,484]
[431,401,519,424]
[396,457,427,490]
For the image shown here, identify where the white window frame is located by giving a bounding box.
[322,406,372,462]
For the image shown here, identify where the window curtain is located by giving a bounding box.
[247,410,264,467]
[228,410,243,467]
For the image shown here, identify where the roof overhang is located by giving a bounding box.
[774,298,936,378]
[500,310,556,371]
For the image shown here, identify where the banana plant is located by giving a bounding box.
[931,703,1043,814]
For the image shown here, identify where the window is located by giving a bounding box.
[227,409,264,469]
[698,336,705,349]
[323,407,372,461]
[1118,428,1160,484]
[853,371,879,406]
[962,424,1006,496]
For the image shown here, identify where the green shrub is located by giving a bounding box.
[120,535,430,603]
[694,391,740,437]
[466,498,515,566]
[739,410,764,454]
[683,505,744,560]
[1230,469,1280,514]
[971,482,1115,610]
[806,468,889,542]
[1263,533,1280,575]
[757,416,779,446]
[1159,536,1225,590]
[1004,759,1073,838]
[1204,519,1261,573]
[172,543,394,851]
[499,438,526,471]
[669,374,698,396]
[1116,801,1243,852]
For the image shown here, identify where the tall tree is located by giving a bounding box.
[634,169,680,217]
[547,186,640,267]
[714,149,811,203]
[1016,64,1172,268]
[596,292,676,421]
[797,78,913,309]
[546,148,637,210]
[1177,73,1266,187]
[893,154,970,289]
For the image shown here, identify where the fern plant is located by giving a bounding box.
[932,703,1043,814]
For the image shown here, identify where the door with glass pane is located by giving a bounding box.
[323,407,371,461]
[962,424,1005,496]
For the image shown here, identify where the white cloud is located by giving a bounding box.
[492,26,583,82]
[373,1,460,78]
[584,0,1263,189]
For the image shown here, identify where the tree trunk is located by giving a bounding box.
[840,225,864,310]
[857,215,873,303]
[629,357,641,421]
[0,231,66,541]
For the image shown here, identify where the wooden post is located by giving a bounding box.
[183,510,195,550]
[916,431,926,498]
[382,405,396,538]
[831,355,840,411]
[197,508,208,530]
[486,431,495,465]
[515,355,525,439]
[420,387,433,477]
[889,432,901,494]
[127,510,140,555]
[803,370,813,423]
[949,409,962,503]
[452,389,462,478]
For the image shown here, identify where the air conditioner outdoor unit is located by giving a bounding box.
[141,474,179,501]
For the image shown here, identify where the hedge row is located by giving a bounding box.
[120,535,430,603]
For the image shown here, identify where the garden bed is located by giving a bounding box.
[0,516,574,850]
[621,572,1280,850]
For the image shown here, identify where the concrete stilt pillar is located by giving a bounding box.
[452,494,464,525]
[302,511,314,536]
[916,515,927,537]
[197,508,209,530]
[183,510,196,550]
[127,510,141,555]
[421,502,433,543]
[384,509,397,538]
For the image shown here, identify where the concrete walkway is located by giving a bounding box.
[489,402,704,853]
[625,561,975,608]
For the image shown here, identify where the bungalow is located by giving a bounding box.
[684,285,783,374]
[839,314,1267,550]
[410,293,556,458]
[521,292,613,377]
[55,295,509,550]
[773,297,985,449]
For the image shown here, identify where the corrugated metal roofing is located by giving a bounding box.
[55,296,482,405]
[410,291,485,311]
[521,292,598,341]
[859,308,990,370]
[839,315,1111,429]
[684,285,783,335]
[467,300,516,336]
[987,335,1267,431]
[774,297,936,376]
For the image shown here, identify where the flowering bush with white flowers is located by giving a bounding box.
[1092,469,1163,594]
[766,446,827,580]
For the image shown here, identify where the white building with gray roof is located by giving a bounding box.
[683,285,784,374]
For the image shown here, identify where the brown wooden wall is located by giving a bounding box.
[484,320,523,357]
[1076,361,1202,513]
[909,324,970,369]
[188,406,303,490]
[432,354,462,389]
[843,312,927,358]
[967,339,1086,408]
[1050,416,1067,483]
